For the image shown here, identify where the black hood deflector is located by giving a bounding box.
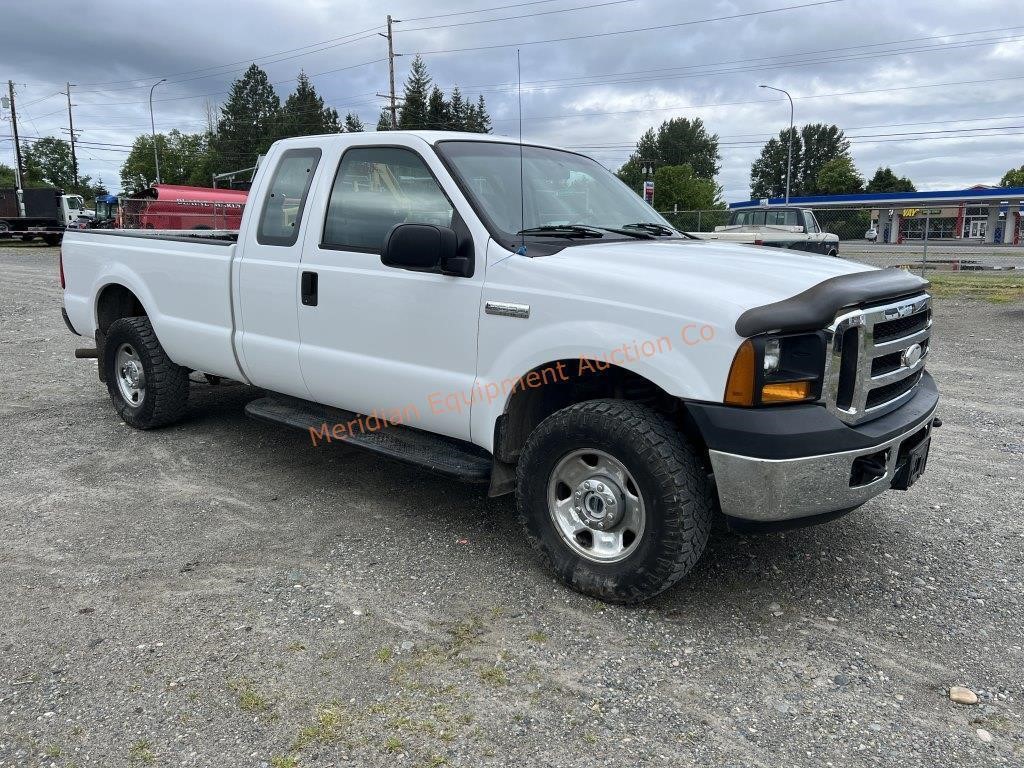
[735,268,930,337]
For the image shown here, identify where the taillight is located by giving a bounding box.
[59,249,65,289]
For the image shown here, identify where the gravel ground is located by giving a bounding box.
[1,242,1022,768]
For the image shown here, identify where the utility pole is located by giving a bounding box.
[378,15,399,128]
[65,82,78,189]
[7,80,25,194]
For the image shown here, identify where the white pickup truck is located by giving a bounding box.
[60,131,938,603]
[690,206,840,257]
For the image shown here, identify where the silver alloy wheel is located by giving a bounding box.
[115,343,146,406]
[546,448,646,563]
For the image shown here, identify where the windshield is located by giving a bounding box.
[435,141,677,242]
[67,196,83,210]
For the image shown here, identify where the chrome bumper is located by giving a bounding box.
[708,404,937,522]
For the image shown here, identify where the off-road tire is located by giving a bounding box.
[516,399,714,604]
[103,317,189,429]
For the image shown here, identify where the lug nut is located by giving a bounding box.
[596,483,604,492]
[583,482,592,490]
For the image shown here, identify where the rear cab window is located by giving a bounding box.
[257,148,322,246]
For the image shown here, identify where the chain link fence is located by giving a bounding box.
[660,205,1024,272]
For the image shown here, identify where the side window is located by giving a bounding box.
[257,148,322,246]
[322,146,454,252]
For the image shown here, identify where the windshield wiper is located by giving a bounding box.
[621,222,680,237]
[591,226,655,239]
[516,225,605,238]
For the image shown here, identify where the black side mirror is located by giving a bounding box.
[381,223,473,277]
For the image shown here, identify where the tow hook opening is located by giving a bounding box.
[850,449,889,487]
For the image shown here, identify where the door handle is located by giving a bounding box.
[301,271,318,307]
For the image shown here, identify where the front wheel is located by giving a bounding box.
[103,317,189,429]
[516,399,714,604]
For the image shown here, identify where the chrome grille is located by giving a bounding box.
[823,293,931,424]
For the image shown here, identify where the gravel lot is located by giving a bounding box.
[1,242,1022,767]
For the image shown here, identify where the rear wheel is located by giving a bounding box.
[103,317,189,429]
[516,399,714,604]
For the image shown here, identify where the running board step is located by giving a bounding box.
[244,395,492,482]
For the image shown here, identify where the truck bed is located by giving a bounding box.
[61,228,244,382]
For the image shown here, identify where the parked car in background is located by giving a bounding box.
[60,132,938,604]
[865,225,878,242]
[689,206,839,256]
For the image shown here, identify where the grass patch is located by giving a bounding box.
[293,702,355,751]
[383,736,405,753]
[270,757,299,768]
[376,647,394,663]
[927,272,1024,303]
[129,739,156,764]
[228,678,270,713]
[526,631,549,644]
[479,665,508,686]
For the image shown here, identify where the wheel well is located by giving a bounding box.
[492,359,706,467]
[96,283,147,334]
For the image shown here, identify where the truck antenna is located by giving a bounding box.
[516,49,527,256]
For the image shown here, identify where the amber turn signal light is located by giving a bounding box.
[724,340,756,406]
[761,380,813,403]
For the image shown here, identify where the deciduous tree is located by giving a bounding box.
[866,166,915,192]
[617,118,721,193]
[816,156,864,195]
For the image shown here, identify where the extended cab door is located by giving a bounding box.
[296,141,484,441]
[235,146,322,398]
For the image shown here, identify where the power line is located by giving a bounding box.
[75,25,385,90]
[457,31,1024,96]
[400,0,569,23]
[406,0,846,55]
[398,0,640,33]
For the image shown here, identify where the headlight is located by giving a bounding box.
[725,332,826,407]
[763,338,781,374]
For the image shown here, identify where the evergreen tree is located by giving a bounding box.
[449,87,467,130]
[376,110,394,131]
[212,64,281,171]
[398,55,431,129]
[343,113,365,132]
[278,71,339,138]
[472,95,491,133]
[426,86,449,129]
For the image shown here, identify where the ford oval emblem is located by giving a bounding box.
[901,343,923,368]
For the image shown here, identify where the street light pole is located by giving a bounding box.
[759,84,794,204]
[149,78,166,184]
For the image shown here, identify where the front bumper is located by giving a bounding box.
[687,373,938,522]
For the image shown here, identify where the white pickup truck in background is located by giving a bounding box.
[690,206,840,257]
[60,131,938,603]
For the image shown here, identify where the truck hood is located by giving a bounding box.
[531,239,876,336]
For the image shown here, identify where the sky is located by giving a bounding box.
[2,0,1023,201]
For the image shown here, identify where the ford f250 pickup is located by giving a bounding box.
[60,132,938,603]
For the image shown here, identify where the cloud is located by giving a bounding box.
[4,0,1023,199]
